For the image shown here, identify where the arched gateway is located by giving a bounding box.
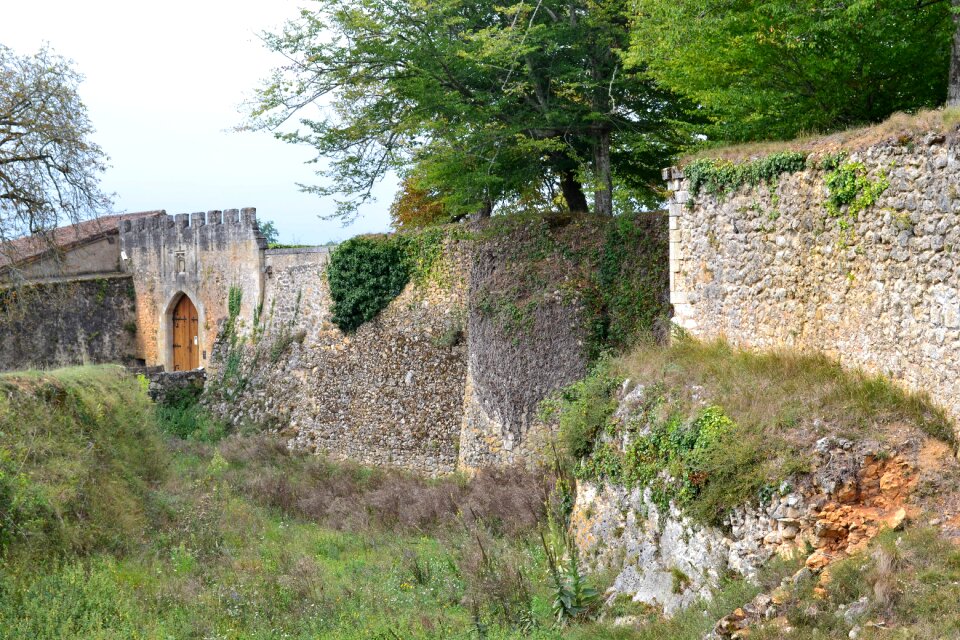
[171,294,200,371]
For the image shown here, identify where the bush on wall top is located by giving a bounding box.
[327,235,412,332]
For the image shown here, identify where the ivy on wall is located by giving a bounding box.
[326,229,447,332]
[684,150,891,246]
[468,212,669,360]
[684,152,808,199]
[219,286,246,393]
[824,158,890,241]
[586,214,669,360]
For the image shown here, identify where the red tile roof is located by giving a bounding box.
[0,211,164,269]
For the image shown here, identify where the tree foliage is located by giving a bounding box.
[257,220,280,246]
[630,0,955,142]
[247,0,689,220]
[0,45,111,246]
[389,176,453,230]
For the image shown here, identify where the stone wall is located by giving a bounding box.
[457,213,670,470]
[666,135,960,426]
[457,236,591,470]
[205,243,470,475]
[119,209,266,371]
[206,215,669,474]
[0,275,138,371]
[146,369,206,404]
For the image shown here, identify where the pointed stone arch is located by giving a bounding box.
[161,289,206,371]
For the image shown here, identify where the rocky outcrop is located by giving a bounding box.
[572,482,729,614]
[571,387,951,622]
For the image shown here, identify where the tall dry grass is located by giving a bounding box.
[217,434,553,537]
[682,106,960,165]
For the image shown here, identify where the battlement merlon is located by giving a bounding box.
[118,207,268,250]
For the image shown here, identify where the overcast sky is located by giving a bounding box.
[1,0,395,245]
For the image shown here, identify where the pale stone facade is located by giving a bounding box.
[665,135,960,428]
[119,208,266,370]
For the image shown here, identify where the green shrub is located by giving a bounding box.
[327,230,449,333]
[0,450,52,554]
[155,386,226,442]
[541,361,621,462]
[327,236,411,332]
[622,405,735,518]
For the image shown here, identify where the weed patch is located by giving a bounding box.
[155,385,227,442]
[685,152,807,199]
[0,366,167,558]
[548,337,952,526]
[749,528,960,639]
[824,159,890,242]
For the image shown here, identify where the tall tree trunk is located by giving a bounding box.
[475,198,493,219]
[560,171,589,213]
[950,0,960,107]
[593,126,613,216]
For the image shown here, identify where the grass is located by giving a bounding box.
[0,365,167,557]
[681,106,960,165]
[154,384,227,442]
[0,366,589,638]
[548,336,953,526]
[616,336,953,446]
[1,363,957,639]
[750,527,960,639]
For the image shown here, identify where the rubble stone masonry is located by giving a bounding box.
[665,134,960,428]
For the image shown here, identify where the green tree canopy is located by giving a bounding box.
[247,0,689,220]
[630,0,955,143]
[257,220,280,245]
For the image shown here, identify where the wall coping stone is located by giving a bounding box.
[265,246,333,256]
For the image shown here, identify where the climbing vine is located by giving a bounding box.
[220,286,245,391]
[470,212,668,358]
[824,159,889,241]
[585,213,669,360]
[684,150,890,247]
[326,228,447,332]
[227,286,242,321]
[685,152,808,199]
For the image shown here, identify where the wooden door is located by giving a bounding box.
[172,295,199,371]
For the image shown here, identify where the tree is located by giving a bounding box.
[0,44,111,250]
[389,176,453,229]
[258,220,280,245]
[950,0,960,106]
[247,0,688,220]
[631,0,955,142]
